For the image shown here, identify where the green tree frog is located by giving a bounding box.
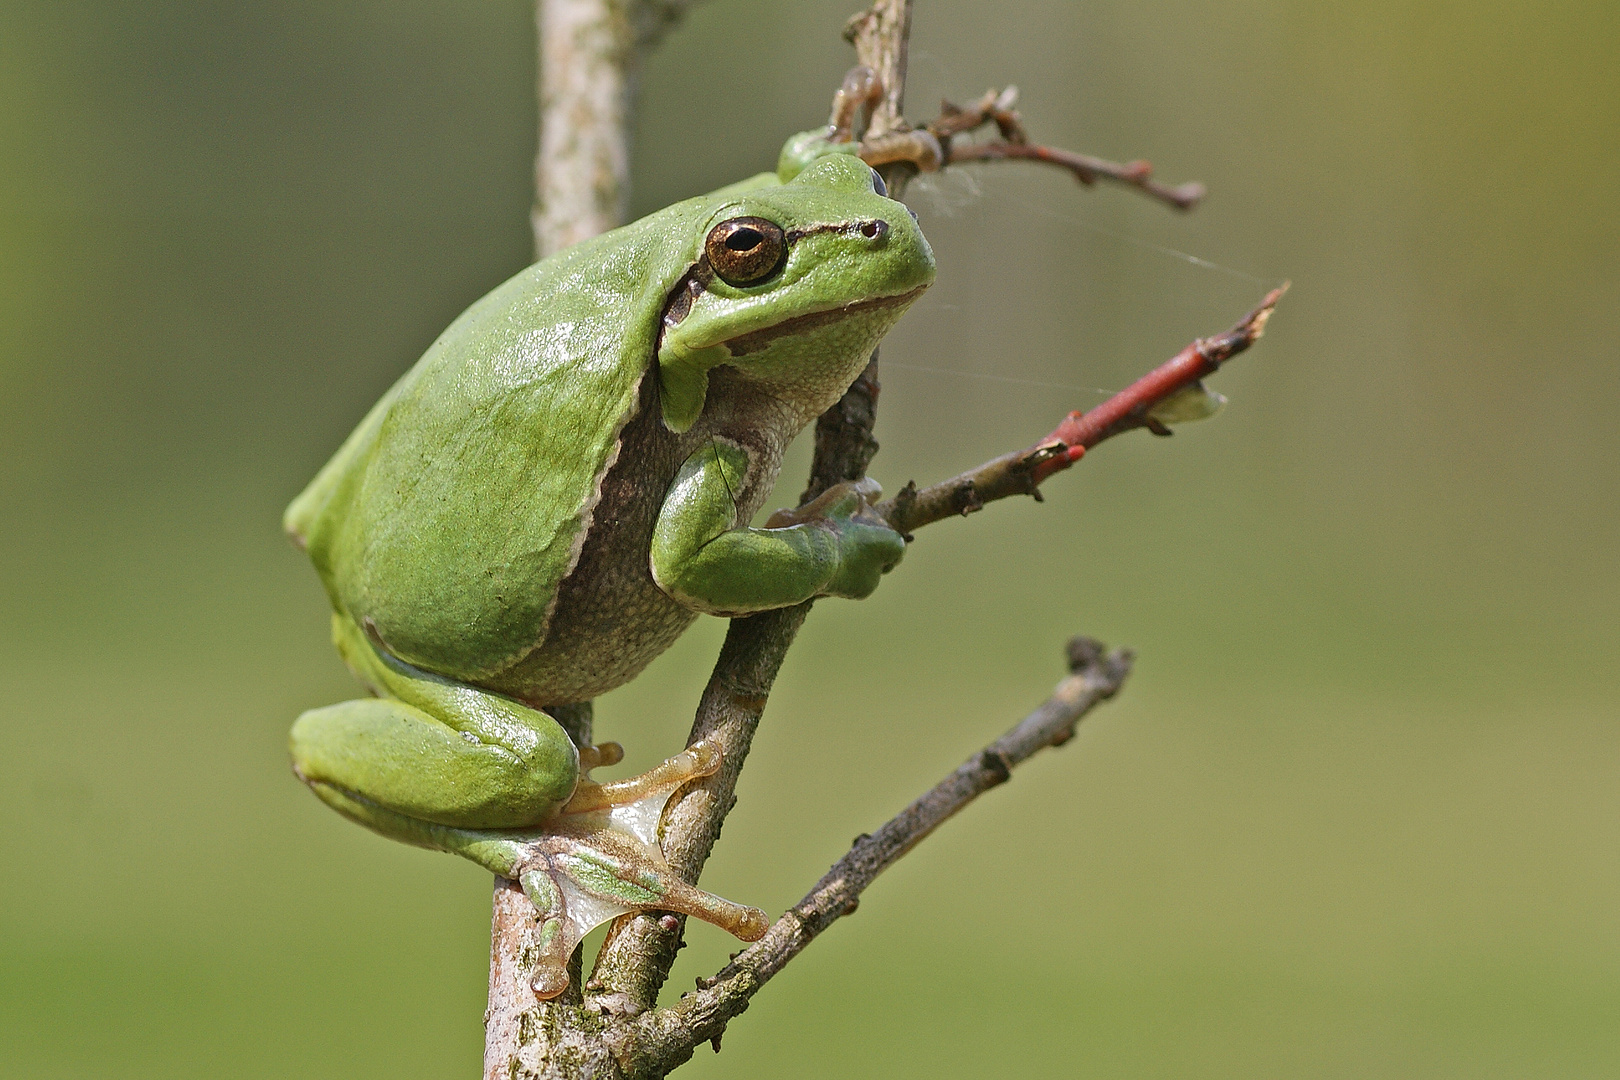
[284,148,935,998]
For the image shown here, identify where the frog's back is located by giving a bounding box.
[286,206,703,682]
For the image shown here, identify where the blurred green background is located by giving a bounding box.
[3,1,1616,1076]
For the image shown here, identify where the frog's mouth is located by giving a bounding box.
[717,283,929,357]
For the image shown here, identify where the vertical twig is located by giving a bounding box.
[844,0,917,195]
[532,1,711,258]
[845,0,912,136]
[533,0,636,257]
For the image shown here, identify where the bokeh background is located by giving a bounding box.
[3,1,1616,1076]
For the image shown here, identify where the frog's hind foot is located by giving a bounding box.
[513,740,767,1000]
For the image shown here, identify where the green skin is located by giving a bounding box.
[283,146,935,989]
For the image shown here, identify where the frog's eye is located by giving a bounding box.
[705,217,788,287]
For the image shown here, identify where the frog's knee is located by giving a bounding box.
[289,699,576,830]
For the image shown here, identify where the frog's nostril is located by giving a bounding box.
[859,220,888,241]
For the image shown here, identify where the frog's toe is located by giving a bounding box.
[515,867,584,1000]
[560,739,721,817]
[501,741,766,998]
[529,954,571,1001]
[578,740,624,771]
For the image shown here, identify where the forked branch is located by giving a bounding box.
[844,79,1204,211]
[618,637,1135,1074]
[928,87,1205,210]
[586,69,1282,1065]
[489,2,1281,1076]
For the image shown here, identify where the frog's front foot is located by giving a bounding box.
[501,740,769,1000]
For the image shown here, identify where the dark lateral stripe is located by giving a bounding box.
[720,284,930,357]
[656,257,715,350]
[782,221,867,244]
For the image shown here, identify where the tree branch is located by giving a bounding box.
[878,284,1287,536]
[844,0,913,138]
[800,357,884,504]
[532,0,709,259]
[586,355,889,1020]
[619,637,1135,1075]
[946,140,1206,211]
[929,86,1204,210]
[844,0,919,195]
[587,282,1287,1033]
[534,0,631,256]
[851,83,1205,212]
[582,3,924,1023]
[488,1,1273,1074]
[585,603,813,1015]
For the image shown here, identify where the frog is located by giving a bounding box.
[283,148,936,999]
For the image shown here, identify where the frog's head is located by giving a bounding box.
[656,153,936,432]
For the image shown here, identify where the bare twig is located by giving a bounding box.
[534,1,631,256]
[844,0,913,138]
[878,284,1287,536]
[851,84,1205,212]
[928,87,1204,210]
[617,637,1135,1075]
[844,0,919,195]
[488,1,1271,1074]
[800,357,884,504]
[532,0,709,258]
[630,0,708,48]
[946,141,1206,210]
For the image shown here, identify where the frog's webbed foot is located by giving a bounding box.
[510,740,768,1000]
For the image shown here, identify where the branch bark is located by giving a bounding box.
[533,1,709,258]
[486,1,1278,1075]
[533,0,633,257]
[577,284,1287,1043]
[580,6,922,1023]
[844,0,918,193]
[946,140,1206,210]
[614,637,1134,1075]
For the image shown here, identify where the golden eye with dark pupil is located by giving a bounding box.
[705,217,787,286]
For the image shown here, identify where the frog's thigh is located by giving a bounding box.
[290,697,576,831]
[651,441,840,615]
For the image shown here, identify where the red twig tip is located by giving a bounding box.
[1030,283,1288,484]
